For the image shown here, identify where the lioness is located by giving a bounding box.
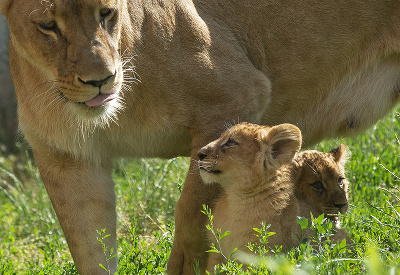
[197,122,302,271]
[1,1,400,274]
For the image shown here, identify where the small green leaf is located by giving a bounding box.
[99,263,108,272]
[339,237,347,249]
[297,216,309,230]
[219,231,230,240]
[253,227,261,233]
[229,247,238,258]
[315,214,325,224]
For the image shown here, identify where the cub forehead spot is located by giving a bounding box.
[229,122,270,134]
[222,124,266,142]
[302,152,338,168]
[297,153,339,178]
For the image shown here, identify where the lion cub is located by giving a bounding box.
[198,122,351,271]
[198,122,303,271]
[292,145,350,242]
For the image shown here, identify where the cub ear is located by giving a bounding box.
[260,123,302,170]
[0,0,12,16]
[329,144,348,166]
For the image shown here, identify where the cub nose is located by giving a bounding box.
[197,152,207,161]
[334,203,347,209]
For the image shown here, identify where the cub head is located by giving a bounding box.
[1,0,130,124]
[293,144,349,227]
[197,122,302,191]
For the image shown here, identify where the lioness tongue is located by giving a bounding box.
[85,93,117,107]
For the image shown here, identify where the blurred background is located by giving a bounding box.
[0,13,18,155]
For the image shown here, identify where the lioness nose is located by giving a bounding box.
[78,75,114,88]
[198,152,207,161]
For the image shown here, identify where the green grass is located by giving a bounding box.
[1,108,400,274]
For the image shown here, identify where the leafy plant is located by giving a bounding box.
[97,228,118,274]
[1,108,400,273]
[203,206,361,275]
[201,204,244,274]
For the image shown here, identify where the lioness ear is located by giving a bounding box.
[329,144,348,166]
[260,123,302,170]
[0,0,12,16]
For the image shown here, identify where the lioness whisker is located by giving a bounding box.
[30,88,55,108]
[32,79,60,92]
[37,93,65,119]
[121,53,141,86]
[123,71,141,84]
[31,85,59,112]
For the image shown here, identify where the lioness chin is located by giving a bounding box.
[1,0,400,274]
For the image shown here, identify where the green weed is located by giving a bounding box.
[97,228,118,274]
[203,204,361,275]
[0,109,400,273]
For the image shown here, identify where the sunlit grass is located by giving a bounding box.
[0,108,399,274]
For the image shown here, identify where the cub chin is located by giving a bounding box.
[291,144,351,243]
[197,122,303,272]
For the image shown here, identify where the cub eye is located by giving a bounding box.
[311,181,324,191]
[224,138,238,147]
[221,138,238,153]
[338,177,345,188]
[38,20,57,32]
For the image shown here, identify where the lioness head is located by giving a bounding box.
[293,144,349,226]
[197,122,302,190]
[1,0,130,124]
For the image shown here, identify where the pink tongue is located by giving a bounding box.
[85,93,117,107]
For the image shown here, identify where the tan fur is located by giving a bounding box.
[2,1,400,274]
[197,122,302,272]
[199,126,350,271]
[291,145,351,243]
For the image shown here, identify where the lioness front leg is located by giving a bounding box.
[168,149,222,275]
[33,146,117,275]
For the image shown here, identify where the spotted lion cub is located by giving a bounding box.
[197,122,303,271]
[292,145,350,242]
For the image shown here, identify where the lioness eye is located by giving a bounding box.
[311,181,324,191]
[39,20,57,31]
[100,8,113,18]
